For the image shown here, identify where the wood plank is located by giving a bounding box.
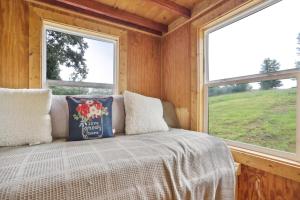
[29,4,42,88]
[42,0,168,34]
[190,25,203,131]
[167,0,226,36]
[235,162,241,200]
[238,165,300,200]
[231,146,300,183]
[27,0,161,37]
[0,0,29,88]
[94,0,179,25]
[127,31,161,98]
[149,0,191,18]
[235,162,241,176]
[161,23,191,129]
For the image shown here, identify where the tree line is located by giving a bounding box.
[209,33,300,97]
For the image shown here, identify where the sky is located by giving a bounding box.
[60,38,115,84]
[208,0,300,89]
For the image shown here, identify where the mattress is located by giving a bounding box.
[0,129,235,200]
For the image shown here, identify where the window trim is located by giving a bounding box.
[42,21,119,94]
[203,0,300,162]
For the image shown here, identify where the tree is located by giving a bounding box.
[46,30,89,81]
[50,86,89,95]
[231,83,252,93]
[208,83,252,97]
[259,58,282,90]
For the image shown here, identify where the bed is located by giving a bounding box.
[0,129,235,200]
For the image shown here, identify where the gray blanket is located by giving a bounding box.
[0,129,235,200]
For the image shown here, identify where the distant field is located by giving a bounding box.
[208,88,296,153]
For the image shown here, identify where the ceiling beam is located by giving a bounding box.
[40,0,168,34]
[166,0,226,36]
[149,0,191,18]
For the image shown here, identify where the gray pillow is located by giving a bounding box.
[162,101,180,128]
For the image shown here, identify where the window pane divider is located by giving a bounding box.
[47,80,114,89]
[206,68,300,87]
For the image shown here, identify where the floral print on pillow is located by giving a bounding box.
[66,96,113,141]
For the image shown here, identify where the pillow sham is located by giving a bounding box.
[123,91,169,135]
[0,88,52,146]
[66,96,114,141]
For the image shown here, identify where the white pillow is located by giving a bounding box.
[0,88,52,146]
[123,91,169,135]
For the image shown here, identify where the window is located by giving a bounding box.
[204,0,300,161]
[42,22,118,95]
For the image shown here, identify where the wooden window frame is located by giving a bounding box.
[28,3,128,93]
[42,22,119,94]
[202,0,300,162]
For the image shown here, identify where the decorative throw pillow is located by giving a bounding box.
[123,91,169,135]
[0,88,52,146]
[66,96,114,141]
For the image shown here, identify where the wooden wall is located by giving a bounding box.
[0,0,29,88]
[161,0,300,199]
[128,31,161,98]
[162,24,191,129]
[0,0,161,98]
[238,165,300,199]
[1,0,300,199]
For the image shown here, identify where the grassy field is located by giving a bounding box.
[208,88,296,153]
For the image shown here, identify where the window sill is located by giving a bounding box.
[230,146,300,183]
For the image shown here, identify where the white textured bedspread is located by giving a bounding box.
[0,129,235,200]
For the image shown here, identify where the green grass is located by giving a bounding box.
[208,88,296,153]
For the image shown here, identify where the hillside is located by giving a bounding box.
[208,88,296,152]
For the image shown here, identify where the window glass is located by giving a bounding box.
[45,27,116,95]
[207,0,300,81]
[208,78,297,153]
[49,86,113,96]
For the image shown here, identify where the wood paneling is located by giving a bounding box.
[39,0,167,35]
[238,165,300,200]
[162,23,191,129]
[127,31,161,98]
[172,0,199,9]
[232,146,300,183]
[162,0,300,199]
[168,0,225,35]
[1,0,162,98]
[149,0,191,18]
[0,0,29,88]
[95,0,199,25]
[95,0,176,25]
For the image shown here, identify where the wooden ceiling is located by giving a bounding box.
[36,0,201,35]
[94,0,198,24]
